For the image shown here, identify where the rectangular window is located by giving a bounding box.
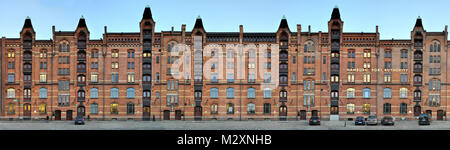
[227,73,234,83]
[384,72,392,83]
[91,73,98,83]
[128,73,135,83]
[112,73,119,83]
[40,73,47,83]
[8,73,15,83]
[347,73,355,83]
[401,74,408,83]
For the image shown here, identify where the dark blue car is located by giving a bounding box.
[355,116,365,125]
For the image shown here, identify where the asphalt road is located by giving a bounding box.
[1,120,450,130]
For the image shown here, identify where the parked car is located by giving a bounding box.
[74,116,85,125]
[418,114,431,125]
[366,115,378,125]
[309,116,321,125]
[381,116,395,125]
[355,116,365,125]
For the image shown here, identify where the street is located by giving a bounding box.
[1,120,450,130]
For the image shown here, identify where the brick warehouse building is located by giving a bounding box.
[0,6,449,121]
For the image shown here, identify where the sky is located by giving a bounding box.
[1,0,449,40]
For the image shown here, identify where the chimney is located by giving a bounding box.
[376,25,379,33]
[297,24,301,44]
[171,26,174,32]
[239,25,243,44]
[308,25,311,34]
[181,24,186,43]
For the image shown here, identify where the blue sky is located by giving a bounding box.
[1,0,449,40]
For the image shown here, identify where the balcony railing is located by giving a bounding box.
[331,57,339,64]
[331,34,340,40]
[23,42,32,49]
[77,97,85,102]
[331,69,340,75]
[78,42,86,50]
[143,57,152,63]
[77,55,86,61]
[143,35,152,40]
[414,55,423,61]
[414,96,421,102]
[77,69,86,73]
[414,68,422,73]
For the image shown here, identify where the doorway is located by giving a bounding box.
[299,110,307,120]
[312,110,319,117]
[55,110,61,120]
[66,110,73,120]
[77,106,85,117]
[23,103,31,120]
[175,110,182,120]
[330,106,339,115]
[426,110,432,119]
[163,110,170,120]
[143,106,151,121]
[279,106,287,121]
[194,106,202,121]
[437,110,444,120]
[414,105,421,116]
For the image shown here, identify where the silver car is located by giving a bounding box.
[366,115,378,125]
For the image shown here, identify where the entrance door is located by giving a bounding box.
[175,110,182,120]
[163,110,170,120]
[143,106,151,121]
[279,106,287,121]
[312,110,319,117]
[23,103,31,120]
[66,110,73,120]
[414,105,421,116]
[437,110,444,120]
[194,106,202,121]
[426,110,432,119]
[330,106,339,115]
[300,110,307,120]
[55,110,61,120]
[77,106,85,117]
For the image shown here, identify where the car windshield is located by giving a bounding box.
[368,116,376,119]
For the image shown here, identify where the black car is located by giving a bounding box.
[309,116,320,125]
[74,116,85,125]
[354,116,365,125]
[381,116,394,126]
[418,114,431,125]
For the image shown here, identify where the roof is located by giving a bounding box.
[143,6,152,19]
[278,18,289,29]
[23,17,33,29]
[415,17,423,28]
[193,16,204,29]
[55,31,75,36]
[77,17,87,28]
[331,7,341,20]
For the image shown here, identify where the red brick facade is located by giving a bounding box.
[1,6,448,121]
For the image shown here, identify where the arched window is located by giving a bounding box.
[39,88,47,98]
[347,104,355,114]
[127,103,135,114]
[400,103,408,114]
[7,88,15,98]
[127,50,135,58]
[7,103,15,114]
[263,103,271,114]
[247,103,255,114]
[414,75,422,84]
[90,88,99,98]
[40,50,47,58]
[363,88,371,98]
[414,89,422,100]
[8,50,15,58]
[211,104,218,114]
[143,90,151,98]
[78,90,85,98]
[210,88,219,98]
[90,103,98,114]
[127,88,135,98]
[304,40,315,52]
[111,88,119,98]
[39,103,47,114]
[363,104,371,114]
[400,88,408,98]
[280,90,287,98]
[248,88,256,98]
[226,103,234,114]
[111,103,119,114]
[383,103,391,114]
[226,88,234,98]
[383,88,392,98]
[347,88,355,98]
